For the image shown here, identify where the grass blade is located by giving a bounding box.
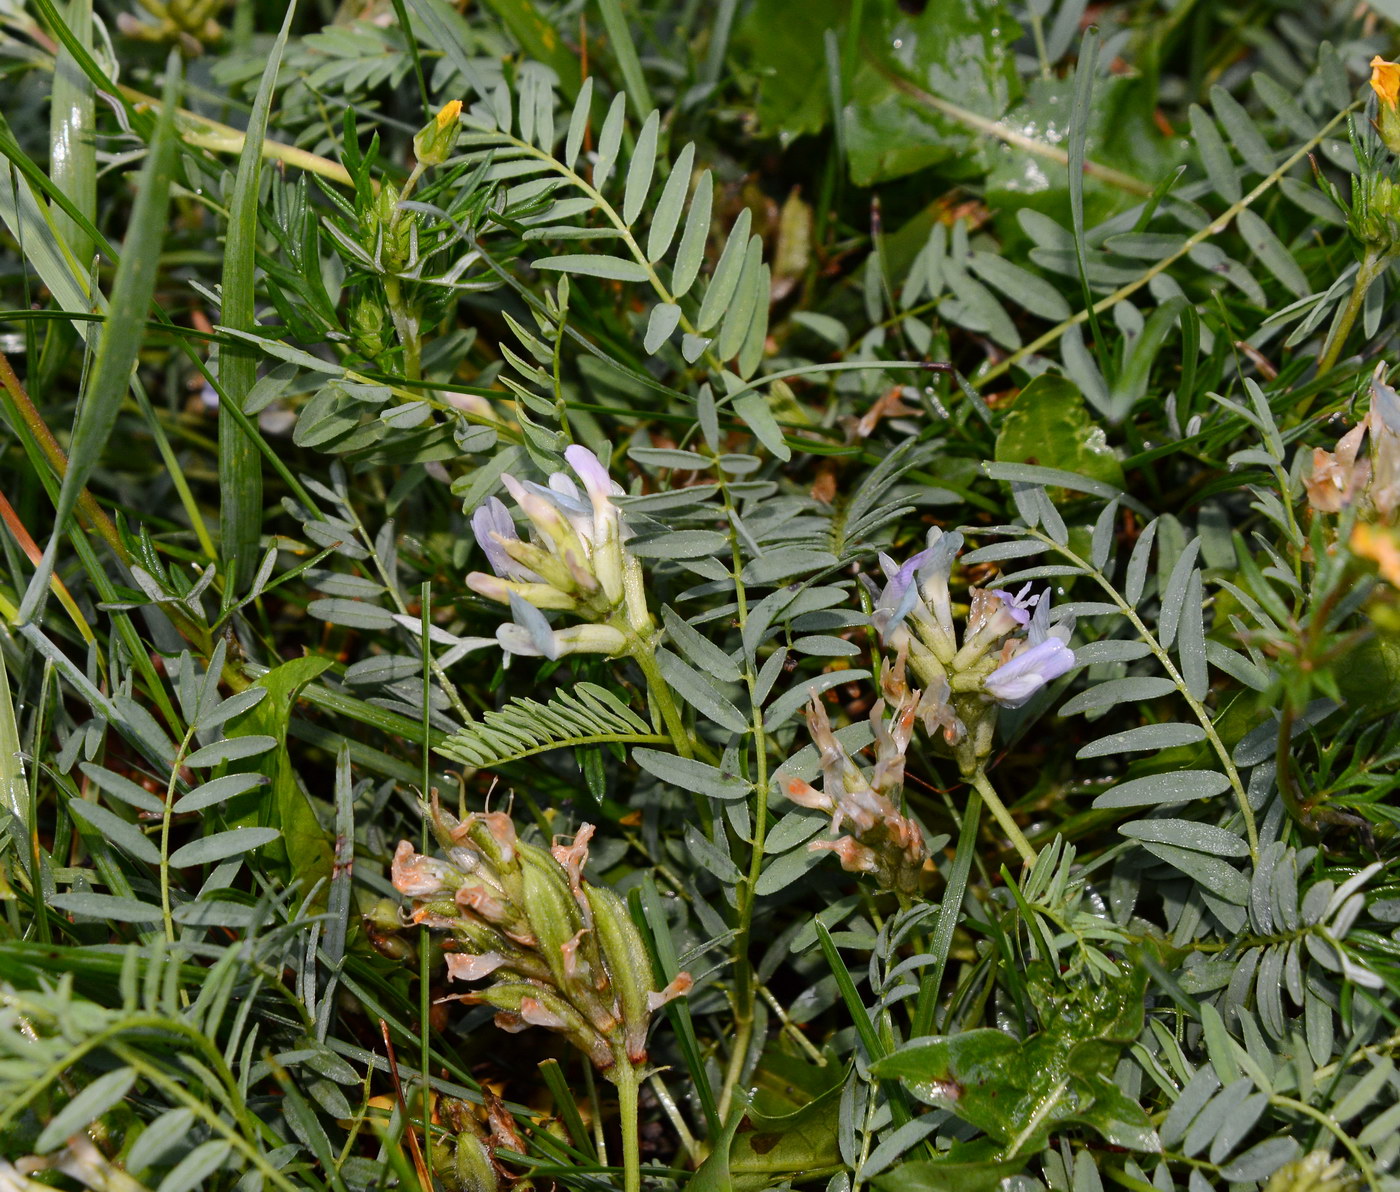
[595,0,653,120]
[19,54,182,623]
[219,4,296,598]
[48,0,95,271]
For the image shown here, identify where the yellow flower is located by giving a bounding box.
[1372,57,1400,110]
[1353,522,1400,586]
[413,99,464,167]
[436,99,463,129]
[1371,58,1400,154]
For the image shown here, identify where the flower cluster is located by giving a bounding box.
[392,801,689,1076]
[868,527,1076,770]
[468,446,650,659]
[783,657,930,895]
[1305,366,1400,520]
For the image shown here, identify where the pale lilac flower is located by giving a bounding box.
[496,622,628,660]
[471,497,537,581]
[467,447,651,655]
[955,585,1039,668]
[868,528,963,684]
[984,637,1076,707]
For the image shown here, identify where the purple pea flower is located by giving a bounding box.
[471,497,538,581]
[984,637,1076,707]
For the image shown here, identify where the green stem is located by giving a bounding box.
[969,767,1037,868]
[630,639,695,759]
[160,727,199,945]
[1316,247,1391,376]
[1269,1094,1379,1191]
[613,1060,642,1192]
[382,275,422,383]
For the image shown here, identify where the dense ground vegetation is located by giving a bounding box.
[3,0,1400,1188]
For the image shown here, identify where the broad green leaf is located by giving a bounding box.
[563,75,594,166]
[67,798,160,864]
[172,773,270,814]
[716,234,765,360]
[593,91,627,190]
[223,655,335,885]
[871,1144,1023,1192]
[1059,676,1176,715]
[49,893,162,922]
[126,1108,196,1173]
[697,208,753,332]
[663,605,742,681]
[733,391,791,461]
[78,763,165,814]
[1189,103,1240,202]
[628,530,729,558]
[994,374,1125,489]
[157,1140,234,1192]
[656,648,748,733]
[644,302,683,354]
[1077,723,1205,758]
[1120,818,1250,856]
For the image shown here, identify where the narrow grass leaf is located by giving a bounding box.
[48,0,96,269]
[220,5,295,594]
[20,56,182,621]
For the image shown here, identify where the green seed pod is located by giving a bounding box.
[518,845,586,993]
[453,1131,498,1192]
[584,884,655,1065]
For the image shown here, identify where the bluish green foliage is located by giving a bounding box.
[0,1,1399,1191]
